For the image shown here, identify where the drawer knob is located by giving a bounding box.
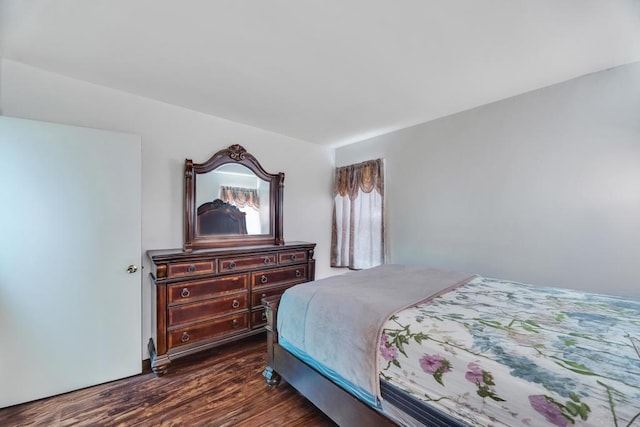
[295,269,302,278]
[263,257,271,264]
[232,319,239,328]
[228,261,236,269]
[187,264,196,273]
[260,275,268,284]
[290,254,297,261]
[181,332,190,343]
[232,299,240,309]
[181,287,190,298]
[261,293,267,298]
[262,312,267,321]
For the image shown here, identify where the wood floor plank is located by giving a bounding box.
[0,335,336,427]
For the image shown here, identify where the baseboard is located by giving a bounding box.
[142,358,152,374]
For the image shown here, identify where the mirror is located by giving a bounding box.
[195,163,270,235]
[184,144,284,251]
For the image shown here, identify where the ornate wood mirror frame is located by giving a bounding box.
[184,144,284,251]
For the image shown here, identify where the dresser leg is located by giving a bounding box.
[148,338,171,376]
[151,357,171,376]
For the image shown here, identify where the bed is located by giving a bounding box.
[262,264,640,427]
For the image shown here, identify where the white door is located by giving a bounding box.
[0,116,142,408]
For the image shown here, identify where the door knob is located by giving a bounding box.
[126,265,138,274]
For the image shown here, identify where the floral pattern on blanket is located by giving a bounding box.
[378,277,640,426]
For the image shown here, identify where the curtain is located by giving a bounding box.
[331,158,385,269]
[220,186,260,211]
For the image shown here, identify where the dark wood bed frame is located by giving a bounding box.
[262,295,395,427]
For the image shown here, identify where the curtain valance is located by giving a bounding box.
[334,159,384,199]
[220,186,260,210]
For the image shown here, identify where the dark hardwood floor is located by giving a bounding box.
[0,335,337,426]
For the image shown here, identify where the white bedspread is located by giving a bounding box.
[379,277,640,426]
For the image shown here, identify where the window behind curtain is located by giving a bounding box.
[331,158,385,269]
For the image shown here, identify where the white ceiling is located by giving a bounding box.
[1,1,640,146]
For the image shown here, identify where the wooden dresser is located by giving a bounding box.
[147,241,315,374]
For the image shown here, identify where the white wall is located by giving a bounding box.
[0,58,336,359]
[336,62,640,297]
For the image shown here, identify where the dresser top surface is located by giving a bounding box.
[147,241,316,262]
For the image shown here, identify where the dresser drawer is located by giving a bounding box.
[252,265,307,289]
[251,284,291,307]
[168,293,248,327]
[168,313,249,349]
[219,254,277,273]
[168,274,248,304]
[251,309,268,328]
[278,250,308,265]
[167,261,215,278]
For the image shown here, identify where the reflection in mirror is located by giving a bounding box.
[195,163,271,235]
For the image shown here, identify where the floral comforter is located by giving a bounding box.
[378,277,640,426]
